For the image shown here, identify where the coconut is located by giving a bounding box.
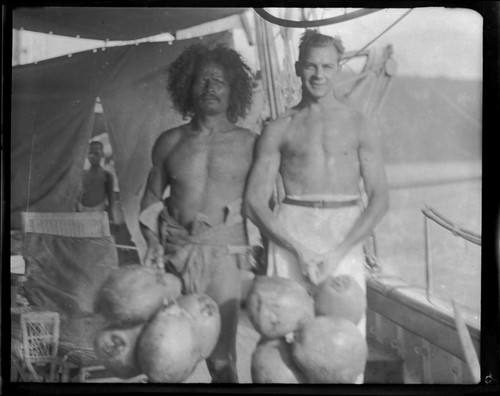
[94,265,182,325]
[136,302,202,383]
[313,274,366,325]
[93,323,144,379]
[177,293,221,358]
[251,337,308,383]
[247,276,314,339]
[292,316,368,383]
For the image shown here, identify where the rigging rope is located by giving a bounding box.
[341,9,413,65]
[339,7,481,128]
[253,8,382,28]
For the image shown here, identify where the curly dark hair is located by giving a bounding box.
[167,44,254,123]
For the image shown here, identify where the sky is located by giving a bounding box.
[13,7,483,80]
[318,7,483,80]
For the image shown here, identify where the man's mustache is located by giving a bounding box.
[200,94,219,101]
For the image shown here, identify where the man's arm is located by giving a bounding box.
[105,171,115,222]
[140,132,172,267]
[75,172,85,211]
[244,119,321,282]
[321,114,389,281]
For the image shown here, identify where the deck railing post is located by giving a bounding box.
[424,209,434,303]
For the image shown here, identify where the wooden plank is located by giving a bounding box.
[374,313,399,352]
[461,357,477,384]
[427,343,460,384]
[421,339,432,383]
[365,337,404,383]
[367,276,483,384]
[451,355,464,384]
[366,309,378,340]
[400,329,425,384]
[367,278,480,361]
[452,300,481,383]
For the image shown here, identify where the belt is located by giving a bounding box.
[282,196,359,209]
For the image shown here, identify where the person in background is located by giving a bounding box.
[78,141,115,223]
[244,30,389,383]
[139,44,256,383]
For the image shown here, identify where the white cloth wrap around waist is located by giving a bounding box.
[267,194,367,335]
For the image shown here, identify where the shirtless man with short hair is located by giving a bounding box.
[78,141,114,220]
[139,44,256,383]
[244,31,389,382]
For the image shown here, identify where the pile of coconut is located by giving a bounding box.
[247,275,367,383]
[92,265,221,383]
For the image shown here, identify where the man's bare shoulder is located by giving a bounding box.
[233,126,258,141]
[103,169,114,184]
[264,109,297,134]
[156,124,187,143]
[154,124,188,150]
[151,124,188,160]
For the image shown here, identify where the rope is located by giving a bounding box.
[113,243,147,251]
[336,7,481,130]
[426,206,481,239]
[24,135,36,250]
[253,8,382,28]
[422,206,481,245]
[341,9,413,65]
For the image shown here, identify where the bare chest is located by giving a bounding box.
[82,170,107,191]
[165,133,253,183]
[282,115,359,162]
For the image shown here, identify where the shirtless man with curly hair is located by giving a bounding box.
[139,44,256,383]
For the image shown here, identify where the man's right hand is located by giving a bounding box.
[295,246,323,285]
[144,241,165,270]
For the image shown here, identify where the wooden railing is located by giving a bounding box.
[367,205,481,384]
[422,205,481,304]
[366,276,480,384]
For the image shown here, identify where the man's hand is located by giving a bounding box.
[162,225,195,254]
[144,241,165,270]
[295,247,324,285]
[315,249,344,284]
[295,246,346,285]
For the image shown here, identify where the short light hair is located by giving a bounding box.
[298,30,345,64]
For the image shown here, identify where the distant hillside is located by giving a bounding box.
[244,75,482,165]
[377,76,482,164]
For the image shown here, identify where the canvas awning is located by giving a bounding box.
[12,7,248,40]
[10,31,236,247]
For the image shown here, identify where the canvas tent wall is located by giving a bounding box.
[11,31,237,252]
[12,7,246,40]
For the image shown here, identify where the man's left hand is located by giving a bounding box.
[315,249,344,284]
